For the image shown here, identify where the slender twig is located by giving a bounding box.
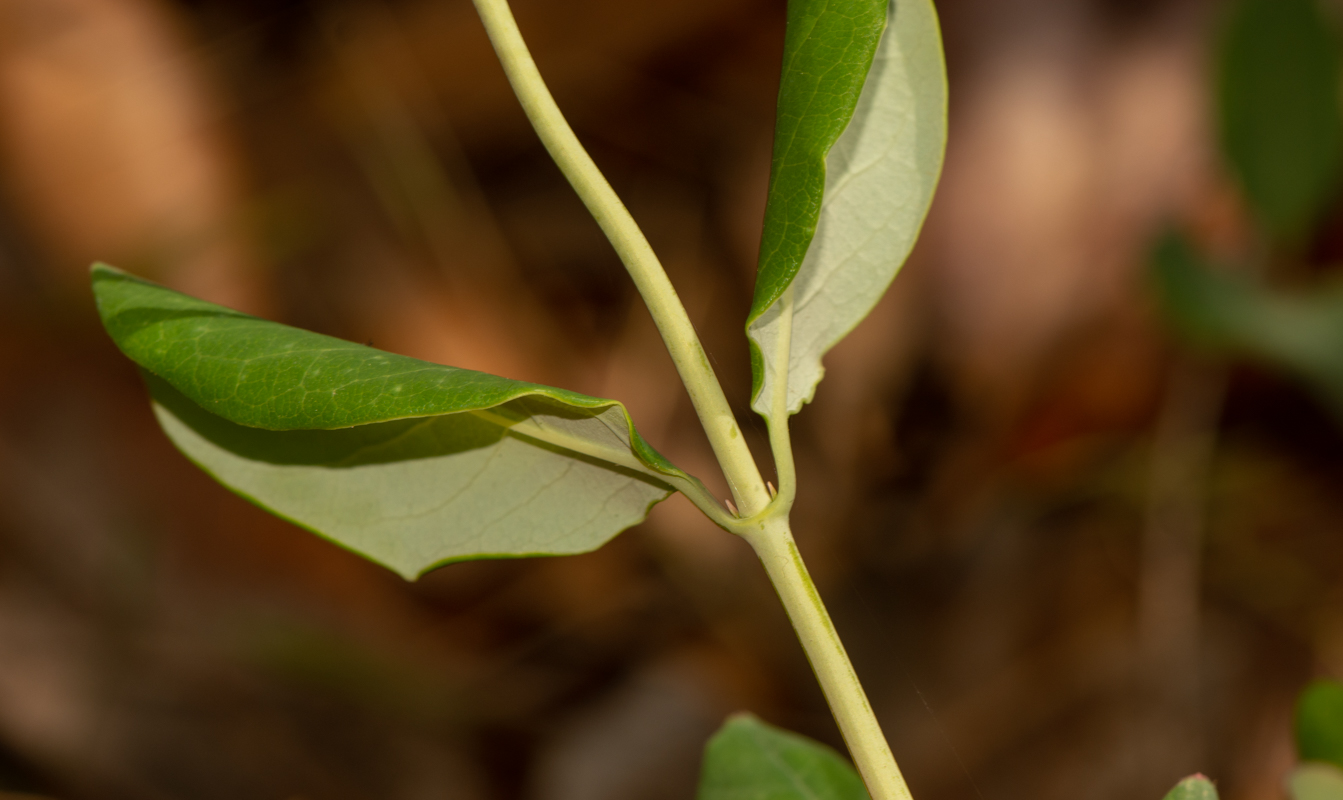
[742,517,914,800]
[469,2,913,797]
[469,0,770,516]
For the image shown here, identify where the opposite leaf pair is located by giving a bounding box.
[90,0,947,585]
[93,0,947,797]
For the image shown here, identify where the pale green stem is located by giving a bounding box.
[470,0,769,516]
[742,518,913,800]
[470,3,911,798]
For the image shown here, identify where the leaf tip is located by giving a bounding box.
[1162,773,1220,800]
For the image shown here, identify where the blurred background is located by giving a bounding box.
[0,0,1340,797]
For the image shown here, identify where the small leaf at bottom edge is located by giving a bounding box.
[1297,679,1343,768]
[697,713,869,800]
[1162,774,1219,800]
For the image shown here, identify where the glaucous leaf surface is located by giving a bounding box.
[1162,775,1219,800]
[749,0,947,418]
[1298,680,1343,768]
[1292,764,1343,800]
[92,264,688,578]
[1218,0,1342,241]
[696,713,869,800]
[1152,234,1343,417]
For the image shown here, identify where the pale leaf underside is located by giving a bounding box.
[153,377,671,579]
[750,0,947,418]
[92,265,688,580]
[1291,764,1343,800]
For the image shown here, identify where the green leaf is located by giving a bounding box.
[1298,680,1343,768]
[1162,775,1219,800]
[1151,233,1343,417]
[749,0,947,419]
[1291,764,1343,800]
[1217,0,1343,242]
[92,263,696,579]
[696,713,869,800]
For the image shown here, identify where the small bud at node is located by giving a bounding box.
[725,499,738,516]
[767,481,777,498]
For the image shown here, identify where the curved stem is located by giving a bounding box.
[470,0,770,516]
[743,517,912,800]
[470,4,911,799]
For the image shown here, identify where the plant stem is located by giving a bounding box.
[470,4,912,798]
[742,517,913,800]
[470,0,770,515]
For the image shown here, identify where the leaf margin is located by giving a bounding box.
[746,0,949,418]
[91,262,687,482]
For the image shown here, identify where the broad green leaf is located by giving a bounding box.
[1151,233,1343,417]
[1297,680,1343,768]
[1291,764,1343,800]
[1162,775,1219,800]
[749,0,947,419]
[1217,0,1343,242]
[696,713,869,800]
[92,264,696,579]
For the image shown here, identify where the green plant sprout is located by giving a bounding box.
[93,0,944,794]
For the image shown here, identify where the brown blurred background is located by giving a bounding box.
[0,0,1338,797]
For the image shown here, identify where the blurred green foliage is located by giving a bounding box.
[1290,764,1343,800]
[1298,680,1343,768]
[1157,4,1343,788]
[1218,0,1342,242]
[1151,233,1343,417]
[1154,0,1343,420]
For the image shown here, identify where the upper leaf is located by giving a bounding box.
[696,713,869,800]
[1162,775,1219,800]
[1217,0,1343,242]
[1298,680,1343,768]
[751,0,887,319]
[92,264,691,578]
[1151,233,1343,417]
[749,0,947,418]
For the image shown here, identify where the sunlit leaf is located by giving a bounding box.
[697,713,869,800]
[1162,774,1219,800]
[1217,0,1343,241]
[749,0,947,419]
[1151,233,1343,417]
[92,263,695,579]
[1298,680,1343,768]
[1291,764,1343,800]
